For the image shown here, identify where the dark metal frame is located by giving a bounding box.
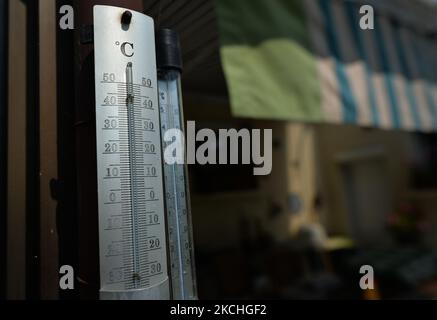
[56,0,79,300]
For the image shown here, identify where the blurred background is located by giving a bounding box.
[2,0,437,300]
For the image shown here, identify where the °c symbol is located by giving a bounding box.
[121,42,134,57]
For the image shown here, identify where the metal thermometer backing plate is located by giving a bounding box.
[93,5,168,294]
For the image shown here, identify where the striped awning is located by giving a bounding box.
[216,0,437,132]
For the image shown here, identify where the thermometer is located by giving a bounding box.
[93,5,169,299]
[156,29,197,300]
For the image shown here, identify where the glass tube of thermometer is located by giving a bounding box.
[156,29,197,300]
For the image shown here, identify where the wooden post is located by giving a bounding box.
[7,0,27,299]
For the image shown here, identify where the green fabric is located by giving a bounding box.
[215,0,321,121]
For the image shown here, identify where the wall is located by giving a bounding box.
[314,124,411,237]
